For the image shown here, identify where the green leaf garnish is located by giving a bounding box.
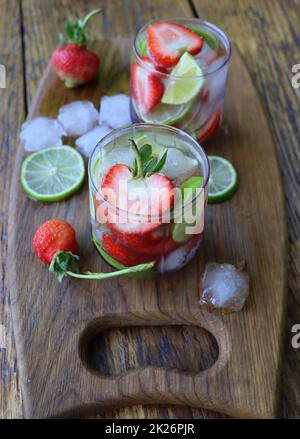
[129,139,168,178]
[60,9,102,46]
[146,150,168,176]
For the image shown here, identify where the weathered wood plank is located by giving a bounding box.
[10,0,286,419]
[191,0,300,418]
[1,0,299,418]
[17,0,222,420]
[0,0,24,419]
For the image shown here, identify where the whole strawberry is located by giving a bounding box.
[33,219,154,282]
[33,219,80,281]
[51,9,102,88]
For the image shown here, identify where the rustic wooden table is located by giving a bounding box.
[0,0,299,419]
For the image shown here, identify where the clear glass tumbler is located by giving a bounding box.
[130,18,231,143]
[89,123,210,276]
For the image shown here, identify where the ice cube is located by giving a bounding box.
[99,94,132,129]
[206,59,228,102]
[199,262,250,313]
[163,147,199,184]
[159,247,188,272]
[159,240,199,272]
[194,42,215,72]
[58,101,98,136]
[100,145,135,176]
[20,117,66,152]
[75,125,111,157]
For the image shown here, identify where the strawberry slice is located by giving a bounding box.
[97,140,174,253]
[131,62,164,113]
[197,110,222,143]
[99,164,174,231]
[139,56,168,74]
[102,234,155,266]
[147,21,203,68]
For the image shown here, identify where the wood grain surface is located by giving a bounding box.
[1,0,299,419]
[8,16,287,420]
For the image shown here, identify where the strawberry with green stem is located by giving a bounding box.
[33,219,154,282]
[51,9,102,88]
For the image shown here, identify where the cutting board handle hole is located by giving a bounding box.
[79,324,219,376]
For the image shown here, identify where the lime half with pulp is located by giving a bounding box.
[133,99,193,125]
[172,176,204,243]
[162,52,205,105]
[208,156,238,203]
[21,145,85,201]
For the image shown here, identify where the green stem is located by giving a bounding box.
[66,261,155,280]
[82,8,102,28]
[129,139,144,178]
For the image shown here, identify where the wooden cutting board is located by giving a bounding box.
[7,38,288,419]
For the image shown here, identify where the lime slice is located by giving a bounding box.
[190,27,219,50]
[21,146,85,202]
[208,156,238,203]
[172,176,204,243]
[162,52,205,105]
[138,38,148,56]
[133,99,192,125]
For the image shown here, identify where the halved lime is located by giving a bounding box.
[133,99,192,125]
[208,156,238,203]
[162,52,205,105]
[21,146,85,202]
[172,176,204,243]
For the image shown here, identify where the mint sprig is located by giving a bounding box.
[129,139,168,178]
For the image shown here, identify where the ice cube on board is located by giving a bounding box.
[75,125,112,157]
[58,101,98,136]
[199,262,250,313]
[99,94,132,129]
[20,117,66,152]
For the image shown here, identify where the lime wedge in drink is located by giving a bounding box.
[172,176,204,243]
[190,27,219,50]
[208,156,238,203]
[133,99,192,125]
[138,37,148,56]
[21,146,85,202]
[162,52,205,105]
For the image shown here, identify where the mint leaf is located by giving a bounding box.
[144,157,158,175]
[140,144,152,162]
[146,150,168,176]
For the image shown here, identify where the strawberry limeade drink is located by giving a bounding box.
[130,18,231,143]
[89,124,210,276]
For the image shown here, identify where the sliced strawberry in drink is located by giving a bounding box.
[147,21,203,68]
[198,110,222,143]
[131,62,164,113]
[106,222,163,249]
[102,234,155,266]
[139,56,168,74]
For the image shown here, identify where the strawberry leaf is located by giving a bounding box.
[60,9,102,46]
[49,251,79,282]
